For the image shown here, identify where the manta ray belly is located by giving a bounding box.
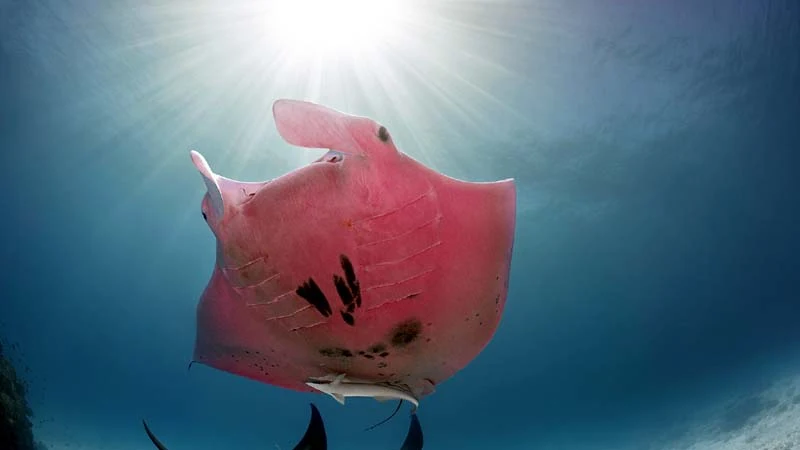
[191,100,516,399]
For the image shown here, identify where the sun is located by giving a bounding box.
[265,0,406,59]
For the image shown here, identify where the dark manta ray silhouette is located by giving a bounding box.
[142,403,424,449]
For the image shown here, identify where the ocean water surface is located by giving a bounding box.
[1,0,799,449]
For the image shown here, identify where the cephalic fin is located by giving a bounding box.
[190,150,224,218]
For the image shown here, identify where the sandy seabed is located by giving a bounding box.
[658,373,800,450]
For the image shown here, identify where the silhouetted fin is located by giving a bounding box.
[142,420,169,450]
[293,403,327,450]
[399,413,423,450]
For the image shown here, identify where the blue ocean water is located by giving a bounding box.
[1,0,799,449]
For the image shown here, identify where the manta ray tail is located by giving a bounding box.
[364,400,404,432]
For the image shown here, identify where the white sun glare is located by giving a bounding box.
[266,0,405,59]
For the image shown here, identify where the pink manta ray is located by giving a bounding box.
[190,99,516,402]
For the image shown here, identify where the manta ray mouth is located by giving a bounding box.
[313,150,344,164]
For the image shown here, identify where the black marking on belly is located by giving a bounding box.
[296,278,332,318]
[369,343,387,354]
[340,311,355,326]
[389,319,422,348]
[340,254,361,307]
[334,275,355,307]
[332,254,362,326]
[319,347,353,358]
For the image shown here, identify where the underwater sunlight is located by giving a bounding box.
[1,0,799,449]
[265,0,408,59]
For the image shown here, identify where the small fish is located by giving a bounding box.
[305,373,420,410]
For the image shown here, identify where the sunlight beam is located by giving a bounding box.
[265,0,405,59]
